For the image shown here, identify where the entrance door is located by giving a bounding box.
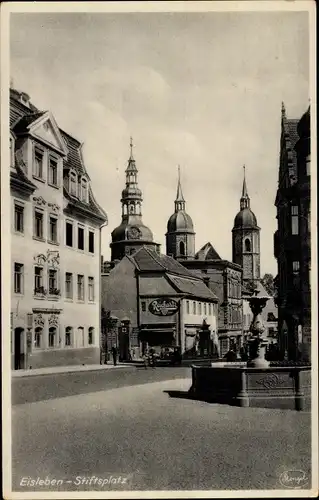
[14,327,24,370]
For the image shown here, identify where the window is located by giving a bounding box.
[198,303,202,315]
[66,222,73,247]
[14,263,24,294]
[193,301,196,314]
[78,327,84,347]
[88,277,95,302]
[48,269,58,294]
[48,157,58,186]
[293,261,300,273]
[141,301,146,312]
[65,272,73,299]
[186,300,190,314]
[65,326,72,347]
[34,267,43,293]
[245,239,251,252]
[34,148,44,179]
[208,303,212,315]
[78,226,84,250]
[49,216,58,243]
[77,274,84,301]
[88,327,94,345]
[34,211,44,239]
[49,327,56,348]
[14,203,24,233]
[89,231,94,253]
[306,155,310,176]
[291,205,299,235]
[34,327,42,348]
[179,241,185,256]
[70,172,77,196]
[204,303,207,315]
[81,178,88,202]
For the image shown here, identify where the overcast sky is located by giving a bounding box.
[10,10,309,275]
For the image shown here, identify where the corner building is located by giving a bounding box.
[10,87,107,369]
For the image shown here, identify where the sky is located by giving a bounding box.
[10,9,310,275]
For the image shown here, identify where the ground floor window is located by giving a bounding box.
[34,327,43,348]
[88,327,94,345]
[49,327,57,347]
[77,327,84,347]
[65,326,72,346]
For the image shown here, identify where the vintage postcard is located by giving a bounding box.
[1,1,317,498]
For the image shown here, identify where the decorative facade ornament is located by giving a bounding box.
[48,202,60,213]
[34,253,47,266]
[34,313,45,327]
[33,196,47,206]
[47,250,60,267]
[48,313,59,327]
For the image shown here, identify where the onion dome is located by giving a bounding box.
[233,165,258,228]
[167,166,194,233]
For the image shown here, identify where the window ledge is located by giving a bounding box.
[32,175,45,183]
[76,300,85,304]
[47,296,60,301]
[13,230,25,237]
[33,294,46,300]
[48,183,60,190]
[33,236,45,243]
[88,301,96,305]
[64,298,74,303]
[47,240,60,246]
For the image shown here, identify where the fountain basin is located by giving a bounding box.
[189,364,311,411]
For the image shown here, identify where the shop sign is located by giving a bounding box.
[149,299,179,316]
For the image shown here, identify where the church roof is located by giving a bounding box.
[233,208,258,229]
[167,210,194,233]
[195,242,221,260]
[111,220,154,242]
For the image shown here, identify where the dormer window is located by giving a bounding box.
[80,177,88,203]
[69,171,77,196]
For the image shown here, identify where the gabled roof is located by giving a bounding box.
[167,274,218,301]
[13,112,46,134]
[195,242,221,261]
[131,246,198,278]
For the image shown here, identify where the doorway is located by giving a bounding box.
[14,327,24,370]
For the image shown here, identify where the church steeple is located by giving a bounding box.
[121,137,143,219]
[175,165,186,212]
[240,165,250,210]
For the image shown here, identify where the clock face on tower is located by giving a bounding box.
[127,226,141,240]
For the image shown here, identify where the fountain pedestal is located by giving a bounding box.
[246,293,270,368]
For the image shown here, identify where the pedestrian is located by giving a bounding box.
[111,345,117,366]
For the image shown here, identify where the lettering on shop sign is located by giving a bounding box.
[149,299,179,316]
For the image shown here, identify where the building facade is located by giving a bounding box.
[10,87,107,369]
[274,104,311,361]
[101,247,219,359]
[110,139,160,262]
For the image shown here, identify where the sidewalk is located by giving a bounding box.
[11,362,135,378]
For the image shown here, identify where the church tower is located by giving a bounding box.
[166,167,195,260]
[110,138,159,261]
[232,166,260,284]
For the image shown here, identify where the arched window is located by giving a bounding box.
[34,327,42,348]
[69,171,77,196]
[88,327,94,345]
[179,241,185,256]
[244,238,251,252]
[65,326,73,347]
[49,327,57,348]
[81,178,88,203]
[78,327,84,347]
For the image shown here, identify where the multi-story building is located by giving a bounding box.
[274,103,311,361]
[10,87,107,369]
[101,246,219,359]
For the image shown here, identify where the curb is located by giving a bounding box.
[11,364,135,379]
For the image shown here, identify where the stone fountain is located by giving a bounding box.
[188,282,311,411]
[247,286,270,368]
